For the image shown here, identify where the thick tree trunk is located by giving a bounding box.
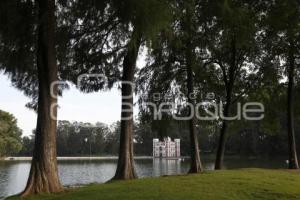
[186,52,203,173]
[21,0,63,197]
[113,31,141,180]
[287,47,299,169]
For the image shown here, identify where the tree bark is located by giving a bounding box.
[215,93,231,170]
[113,30,141,180]
[186,47,203,173]
[187,67,203,173]
[287,45,299,169]
[183,0,203,173]
[21,0,63,197]
[215,37,236,170]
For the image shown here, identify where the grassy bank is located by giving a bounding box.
[9,169,300,200]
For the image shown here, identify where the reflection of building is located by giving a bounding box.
[153,158,181,176]
[153,137,180,158]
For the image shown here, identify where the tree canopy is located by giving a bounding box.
[0,110,22,157]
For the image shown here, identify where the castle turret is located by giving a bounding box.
[153,139,159,157]
[174,139,180,157]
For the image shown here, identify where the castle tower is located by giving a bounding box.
[153,139,159,157]
[174,139,180,157]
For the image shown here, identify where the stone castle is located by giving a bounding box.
[153,137,180,158]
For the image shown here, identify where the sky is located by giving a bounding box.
[0,54,146,137]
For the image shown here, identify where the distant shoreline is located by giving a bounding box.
[1,156,188,161]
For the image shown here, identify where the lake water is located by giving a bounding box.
[0,157,288,199]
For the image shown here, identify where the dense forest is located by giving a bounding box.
[0,0,300,197]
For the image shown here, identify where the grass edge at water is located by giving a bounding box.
[7,168,300,200]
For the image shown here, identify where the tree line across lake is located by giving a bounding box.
[0,0,300,197]
[2,116,300,159]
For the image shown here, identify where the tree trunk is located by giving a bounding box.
[287,46,299,169]
[215,95,231,170]
[215,37,236,170]
[183,0,203,173]
[21,0,63,197]
[186,50,203,173]
[113,31,141,180]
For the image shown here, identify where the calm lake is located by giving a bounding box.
[0,157,288,199]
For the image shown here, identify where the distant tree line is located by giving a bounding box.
[17,114,300,158]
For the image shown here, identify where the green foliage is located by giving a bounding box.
[18,135,34,156]
[0,0,69,110]
[57,0,172,95]
[56,121,116,156]
[9,169,300,200]
[0,110,22,157]
[0,0,38,109]
[137,0,263,148]
[266,0,300,34]
[19,120,161,156]
[137,0,203,120]
[0,0,36,74]
[263,0,300,74]
[218,0,257,47]
[112,0,171,42]
[57,0,124,92]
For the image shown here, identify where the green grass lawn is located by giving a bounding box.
[10,169,300,200]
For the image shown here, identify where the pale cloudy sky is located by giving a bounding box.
[0,53,146,137]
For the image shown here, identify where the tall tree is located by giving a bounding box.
[114,29,142,179]
[202,0,260,169]
[52,0,155,180]
[21,0,64,196]
[137,0,205,173]
[185,0,204,173]
[265,0,300,169]
[112,0,171,180]
[0,0,65,196]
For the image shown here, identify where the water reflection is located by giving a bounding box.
[58,160,117,186]
[0,159,190,198]
[0,157,288,198]
[153,159,183,176]
[0,161,31,198]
